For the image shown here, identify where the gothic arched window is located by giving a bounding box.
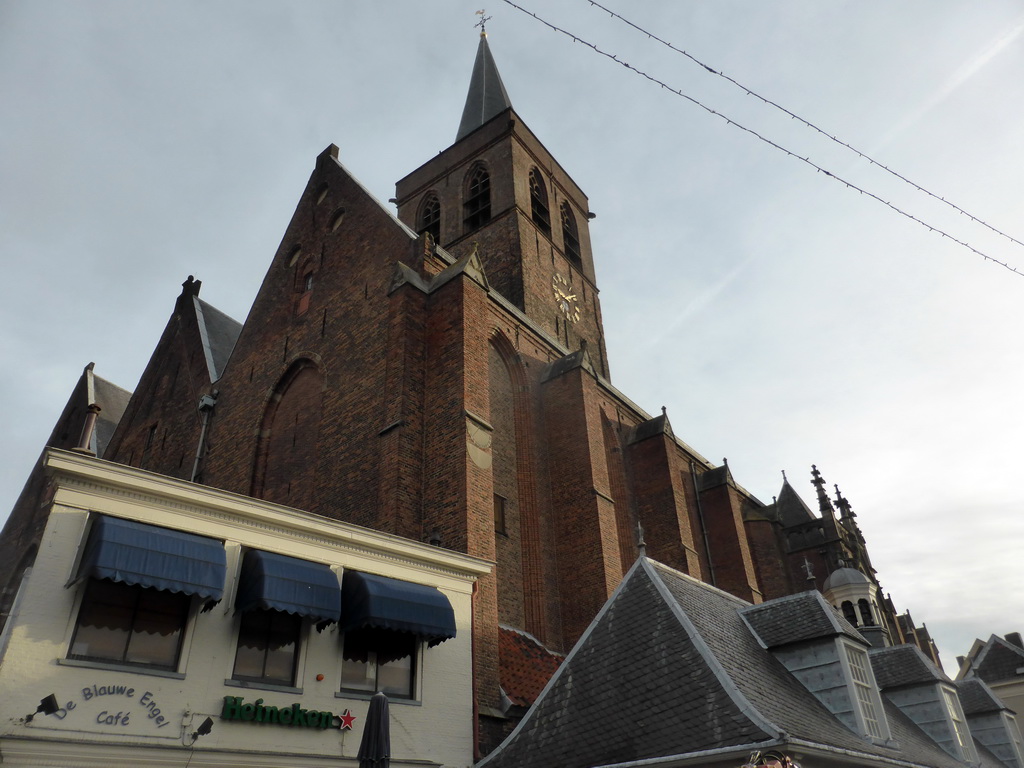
[560,202,581,265]
[841,600,859,626]
[250,359,324,510]
[419,193,441,242]
[464,164,491,231]
[858,598,875,626]
[529,168,550,236]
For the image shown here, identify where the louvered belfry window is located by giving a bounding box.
[464,164,491,231]
[529,168,550,236]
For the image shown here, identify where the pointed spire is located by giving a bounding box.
[810,464,836,519]
[833,484,856,519]
[456,30,513,142]
[636,520,647,558]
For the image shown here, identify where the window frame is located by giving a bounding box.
[66,578,193,674]
[231,608,305,689]
[560,201,581,264]
[529,168,551,236]
[340,628,420,701]
[838,639,891,742]
[419,193,441,242]
[463,164,491,231]
[941,684,978,763]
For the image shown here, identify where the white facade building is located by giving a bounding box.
[0,449,489,767]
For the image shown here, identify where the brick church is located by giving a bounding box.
[0,32,939,754]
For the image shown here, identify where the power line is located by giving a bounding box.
[499,0,1024,278]
[584,0,1024,255]
[581,0,1024,259]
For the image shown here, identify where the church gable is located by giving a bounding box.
[104,276,225,480]
[197,145,426,520]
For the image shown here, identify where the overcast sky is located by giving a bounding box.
[3,1,1023,671]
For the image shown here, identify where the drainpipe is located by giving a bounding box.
[190,392,217,482]
[690,461,716,587]
[471,580,480,761]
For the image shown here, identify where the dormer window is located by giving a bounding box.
[560,202,581,265]
[739,592,892,745]
[942,686,978,763]
[529,168,550,236]
[419,193,441,242]
[464,164,491,231]
[842,642,889,741]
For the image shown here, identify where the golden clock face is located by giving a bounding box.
[552,273,581,323]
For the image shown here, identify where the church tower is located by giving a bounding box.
[395,32,610,378]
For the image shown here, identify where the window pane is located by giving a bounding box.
[340,629,415,698]
[233,610,299,686]
[341,657,376,692]
[69,580,188,670]
[378,652,414,698]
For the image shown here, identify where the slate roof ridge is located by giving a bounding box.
[966,634,1024,684]
[643,559,785,742]
[956,677,1008,716]
[869,643,952,689]
[738,590,867,649]
[647,559,753,610]
[477,557,654,767]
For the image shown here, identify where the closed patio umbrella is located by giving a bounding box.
[357,691,390,768]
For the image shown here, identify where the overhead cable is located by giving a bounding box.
[499,0,1024,278]
[584,0,1024,255]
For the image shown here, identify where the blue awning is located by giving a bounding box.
[78,516,226,602]
[235,550,341,625]
[341,571,456,646]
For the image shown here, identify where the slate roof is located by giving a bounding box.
[774,476,816,526]
[629,411,672,444]
[499,626,564,708]
[871,644,951,689]
[193,296,242,382]
[91,373,132,457]
[456,34,513,142]
[958,678,1009,716]
[740,589,865,648]
[479,558,1002,768]
[969,636,1024,685]
[697,464,733,491]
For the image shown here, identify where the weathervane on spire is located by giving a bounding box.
[475,9,491,37]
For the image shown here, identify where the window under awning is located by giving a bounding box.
[341,571,456,647]
[235,550,341,626]
[76,515,226,602]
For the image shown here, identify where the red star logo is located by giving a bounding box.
[338,709,356,730]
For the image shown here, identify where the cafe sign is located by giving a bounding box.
[221,696,356,731]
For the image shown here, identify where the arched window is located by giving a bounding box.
[464,164,491,231]
[529,168,550,236]
[841,600,859,626]
[250,360,324,510]
[419,193,441,242]
[858,598,875,626]
[560,202,581,265]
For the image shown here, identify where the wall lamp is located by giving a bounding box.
[26,694,59,722]
[192,717,214,739]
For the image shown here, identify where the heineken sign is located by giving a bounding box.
[221,696,357,730]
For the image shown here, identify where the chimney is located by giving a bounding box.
[72,404,102,456]
[1006,632,1023,648]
